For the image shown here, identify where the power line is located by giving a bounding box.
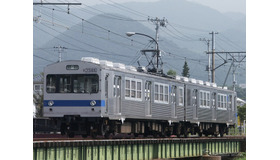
[33,54,55,63]
[100,0,148,19]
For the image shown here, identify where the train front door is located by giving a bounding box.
[114,76,121,114]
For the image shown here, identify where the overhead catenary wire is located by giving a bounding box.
[71,0,148,22]
[33,24,133,62]
[35,3,147,47]
[34,0,244,84]
[99,0,149,19]
[34,10,144,52]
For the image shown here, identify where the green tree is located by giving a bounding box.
[237,104,246,126]
[33,72,44,117]
[181,61,190,77]
[167,69,177,76]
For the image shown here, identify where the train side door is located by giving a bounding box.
[145,81,152,116]
[114,76,121,114]
[193,89,198,119]
[171,85,177,118]
[212,92,217,121]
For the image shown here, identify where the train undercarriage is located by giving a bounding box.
[53,116,233,138]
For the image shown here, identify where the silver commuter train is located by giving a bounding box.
[43,57,237,138]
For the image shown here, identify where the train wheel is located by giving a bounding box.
[220,131,224,137]
[82,134,88,138]
[68,132,75,138]
[91,132,97,139]
[60,123,66,135]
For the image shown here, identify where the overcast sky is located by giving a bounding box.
[35,0,246,14]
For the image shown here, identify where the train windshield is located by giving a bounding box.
[46,74,99,93]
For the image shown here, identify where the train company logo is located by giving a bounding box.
[83,68,97,73]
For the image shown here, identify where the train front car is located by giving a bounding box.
[43,59,103,138]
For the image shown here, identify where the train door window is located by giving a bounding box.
[179,87,184,106]
[229,95,232,110]
[145,81,152,115]
[105,74,109,113]
[113,76,117,97]
[212,92,216,107]
[145,81,151,100]
[207,92,210,106]
[187,89,191,106]
[171,85,176,104]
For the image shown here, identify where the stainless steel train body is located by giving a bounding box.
[43,58,237,137]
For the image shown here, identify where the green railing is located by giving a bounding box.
[34,137,245,160]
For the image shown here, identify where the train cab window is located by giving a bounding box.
[46,74,99,93]
[46,75,56,93]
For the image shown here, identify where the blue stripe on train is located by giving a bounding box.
[43,100,105,107]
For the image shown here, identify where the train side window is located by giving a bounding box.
[217,93,227,110]
[199,90,210,108]
[154,83,169,104]
[164,86,169,102]
[125,80,130,97]
[125,77,142,101]
[155,84,159,101]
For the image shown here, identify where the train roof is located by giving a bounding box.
[45,57,234,93]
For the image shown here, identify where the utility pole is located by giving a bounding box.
[147,17,167,73]
[148,17,167,50]
[200,38,211,82]
[209,31,218,83]
[54,46,67,62]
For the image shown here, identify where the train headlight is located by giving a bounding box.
[48,100,54,106]
[90,100,96,106]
